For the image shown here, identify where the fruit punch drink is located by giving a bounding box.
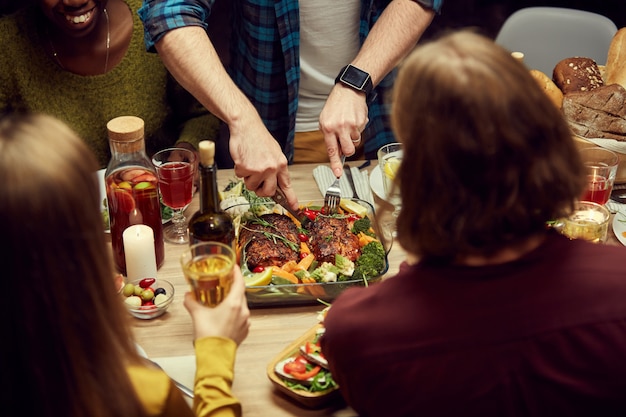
[106,167,165,274]
[156,161,195,209]
[581,174,612,205]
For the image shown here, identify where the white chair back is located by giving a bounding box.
[495,7,617,76]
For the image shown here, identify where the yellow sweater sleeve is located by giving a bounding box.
[193,337,242,417]
[128,365,195,417]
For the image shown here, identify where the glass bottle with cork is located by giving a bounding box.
[188,140,234,247]
[105,116,165,275]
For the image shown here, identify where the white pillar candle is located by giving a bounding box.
[123,224,158,281]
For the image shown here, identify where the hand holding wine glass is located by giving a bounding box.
[152,148,197,244]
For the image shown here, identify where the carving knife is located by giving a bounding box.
[344,166,359,199]
[271,187,313,228]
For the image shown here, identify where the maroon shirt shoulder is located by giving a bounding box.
[321,232,626,416]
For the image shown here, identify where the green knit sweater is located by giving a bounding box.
[0,0,219,168]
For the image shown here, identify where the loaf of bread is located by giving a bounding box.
[605,28,626,88]
[530,69,563,108]
[562,83,626,140]
[552,57,604,94]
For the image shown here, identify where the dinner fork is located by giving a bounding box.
[323,154,346,214]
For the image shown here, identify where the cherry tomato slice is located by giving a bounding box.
[252,266,265,273]
[298,233,309,242]
[284,360,307,375]
[290,366,321,380]
[303,208,319,220]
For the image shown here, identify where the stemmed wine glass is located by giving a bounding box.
[152,148,197,244]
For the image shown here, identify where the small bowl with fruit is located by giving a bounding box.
[120,278,174,319]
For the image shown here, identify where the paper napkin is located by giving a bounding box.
[152,355,195,405]
[607,200,626,215]
[312,165,375,207]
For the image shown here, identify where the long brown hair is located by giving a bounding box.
[0,113,147,417]
[390,30,586,262]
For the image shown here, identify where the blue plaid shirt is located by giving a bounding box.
[139,0,443,161]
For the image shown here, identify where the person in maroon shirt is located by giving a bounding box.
[321,30,626,417]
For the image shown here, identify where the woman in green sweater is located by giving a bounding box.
[0,0,219,168]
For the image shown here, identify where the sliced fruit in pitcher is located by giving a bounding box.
[108,188,136,213]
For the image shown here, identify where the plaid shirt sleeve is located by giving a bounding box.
[138,0,213,51]
[412,0,443,14]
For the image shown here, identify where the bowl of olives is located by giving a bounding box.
[120,278,174,319]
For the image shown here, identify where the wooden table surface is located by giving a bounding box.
[128,161,405,416]
[127,161,624,416]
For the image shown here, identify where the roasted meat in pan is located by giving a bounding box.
[307,216,361,264]
[240,213,300,269]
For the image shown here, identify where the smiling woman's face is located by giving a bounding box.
[39,0,108,38]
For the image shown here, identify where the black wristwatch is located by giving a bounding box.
[335,64,374,97]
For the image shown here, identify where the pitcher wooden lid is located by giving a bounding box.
[107,116,144,142]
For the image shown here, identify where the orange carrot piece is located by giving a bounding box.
[358,232,378,247]
[270,266,299,284]
[296,253,315,271]
[281,260,299,273]
[301,276,326,298]
[283,211,302,228]
[300,241,311,255]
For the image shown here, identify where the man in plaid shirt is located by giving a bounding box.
[140,0,443,209]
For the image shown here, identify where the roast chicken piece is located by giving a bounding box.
[240,213,300,269]
[307,216,361,264]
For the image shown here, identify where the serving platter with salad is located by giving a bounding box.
[267,306,341,408]
[221,180,389,307]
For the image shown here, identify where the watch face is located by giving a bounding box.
[342,66,369,90]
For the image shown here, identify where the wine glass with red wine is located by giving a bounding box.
[152,148,197,244]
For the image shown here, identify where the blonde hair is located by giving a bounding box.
[390,30,585,261]
[0,113,147,417]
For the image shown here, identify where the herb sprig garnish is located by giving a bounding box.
[241,222,300,252]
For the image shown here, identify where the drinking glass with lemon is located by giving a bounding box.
[377,143,403,219]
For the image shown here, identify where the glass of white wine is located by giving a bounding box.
[553,201,610,243]
[180,242,235,307]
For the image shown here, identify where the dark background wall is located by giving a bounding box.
[0,0,21,16]
[2,1,623,40]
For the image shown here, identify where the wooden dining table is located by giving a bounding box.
[125,160,625,416]
[126,161,406,416]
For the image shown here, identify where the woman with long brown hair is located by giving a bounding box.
[0,112,249,417]
[322,30,626,416]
